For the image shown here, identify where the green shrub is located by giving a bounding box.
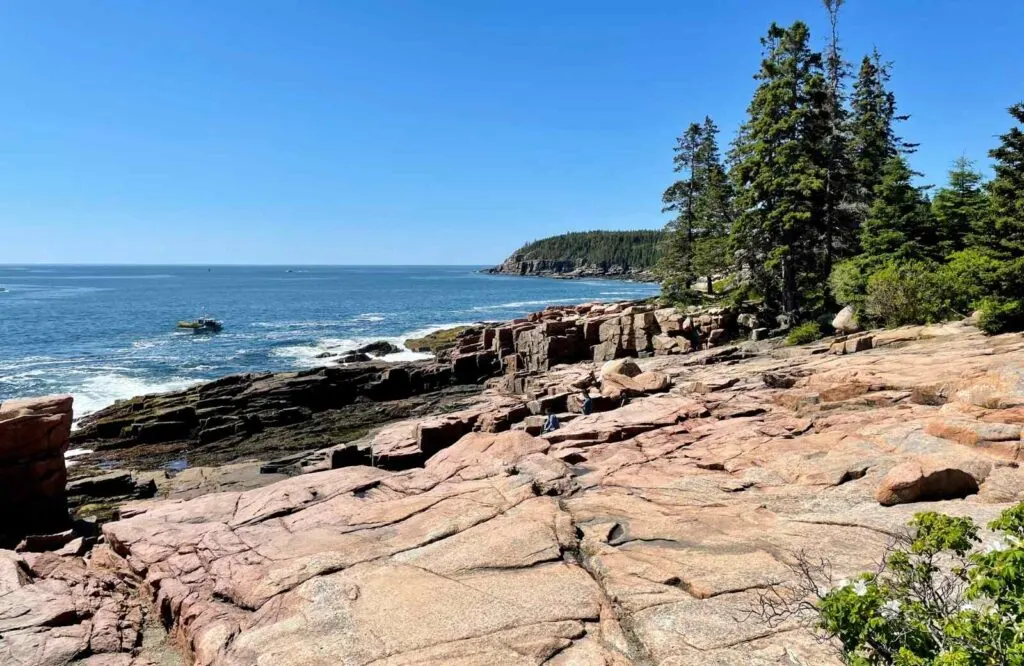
[864,261,945,328]
[936,248,1004,316]
[729,281,762,308]
[786,321,823,346]
[809,503,1024,665]
[828,259,869,312]
[977,297,1024,334]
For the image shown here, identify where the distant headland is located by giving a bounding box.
[486,230,662,281]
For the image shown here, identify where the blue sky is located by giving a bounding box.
[1,1,1021,265]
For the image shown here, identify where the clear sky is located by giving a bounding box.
[1,1,1021,265]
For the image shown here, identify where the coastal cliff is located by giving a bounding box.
[5,302,1024,664]
[487,230,662,281]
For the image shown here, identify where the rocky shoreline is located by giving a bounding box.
[4,301,1024,664]
[485,256,657,282]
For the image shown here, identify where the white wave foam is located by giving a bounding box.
[274,322,472,368]
[71,374,199,419]
[250,320,348,330]
[471,299,574,312]
[65,448,93,459]
[354,313,387,322]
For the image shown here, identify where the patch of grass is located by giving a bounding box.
[785,321,823,346]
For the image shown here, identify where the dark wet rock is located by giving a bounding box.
[337,352,372,364]
[354,340,402,356]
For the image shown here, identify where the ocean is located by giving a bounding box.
[0,265,658,417]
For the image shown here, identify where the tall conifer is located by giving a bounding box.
[860,156,938,265]
[820,0,858,277]
[988,103,1024,257]
[691,117,733,294]
[850,50,916,206]
[932,157,990,255]
[730,21,829,315]
[658,123,705,300]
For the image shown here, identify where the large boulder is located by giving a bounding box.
[875,456,991,506]
[0,396,73,547]
[601,358,642,380]
[832,306,861,335]
[601,371,670,400]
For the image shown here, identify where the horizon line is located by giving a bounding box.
[0,262,496,267]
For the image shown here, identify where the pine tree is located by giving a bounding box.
[932,156,990,255]
[690,117,733,294]
[850,50,916,207]
[988,103,1024,257]
[819,0,858,278]
[730,21,829,315]
[658,123,705,300]
[860,156,939,265]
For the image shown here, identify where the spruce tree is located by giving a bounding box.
[690,117,733,294]
[730,21,829,315]
[988,103,1024,257]
[850,50,916,207]
[658,123,705,300]
[860,156,939,265]
[932,156,990,255]
[820,0,858,277]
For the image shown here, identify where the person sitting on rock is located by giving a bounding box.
[580,389,593,416]
[542,408,560,433]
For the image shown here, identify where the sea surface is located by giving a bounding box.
[0,265,658,418]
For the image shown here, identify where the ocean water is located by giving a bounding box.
[0,265,658,417]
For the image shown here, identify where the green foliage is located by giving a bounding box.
[657,10,1022,339]
[935,249,1004,316]
[988,104,1024,257]
[728,281,762,308]
[860,157,939,266]
[815,503,1024,665]
[829,258,869,313]
[786,321,823,346]
[932,157,991,255]
[819,0,859,279]
[863,261,944,327]
[730,21,830,315]
[658,117,733,300]
[977,297,1024,335]
[850,49,915,204]
[511,231,664,270]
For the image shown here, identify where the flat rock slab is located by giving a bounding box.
[18,323,1024,665]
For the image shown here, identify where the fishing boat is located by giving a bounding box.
[176,317,223,333]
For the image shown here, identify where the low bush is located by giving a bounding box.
[786,321,823,346]
[977,297,1024,335]
[936,248,1005,317]
[828,259,868,314]
[864,261,945,328]
[756,502,1024,665]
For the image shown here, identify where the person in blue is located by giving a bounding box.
[580,389,593,416]
[542,408,560,433]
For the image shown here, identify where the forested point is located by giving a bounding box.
[657,0,1024,336]
[509,230,664,269]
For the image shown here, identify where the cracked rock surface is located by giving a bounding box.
[10,320,1024,664]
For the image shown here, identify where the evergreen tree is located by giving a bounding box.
[932,156,990,255]
[690,117,733,295]
[730,21,829,315]
[988,103,1024,257]
[860,156,939,265]
[849,50,916,207]
[819,0,858,278]
[658,123,705,299]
